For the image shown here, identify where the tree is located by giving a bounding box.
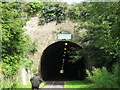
[70,2,120,69]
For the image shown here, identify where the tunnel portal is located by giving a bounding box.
[40,41,86,81]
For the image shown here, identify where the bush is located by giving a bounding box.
[1,78,18,89]
[86,67,118,88]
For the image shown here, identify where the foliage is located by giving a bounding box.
[38,2,68,25]
[1,78,19,88]
[69,3,119,88]
[68,45,115,69]
[29,40,38,54]
[1,1,120,89]
[26,2,44,16]
[86,66,118,88]
[2,2,25,78]
[83,2,120,59]
[68,3,90,22]
[68,47,82,63]
[112,63,120,88]
[69,2,120,70]
[1,2,38,88]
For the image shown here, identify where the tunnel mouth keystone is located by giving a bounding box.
[40,41,86,81]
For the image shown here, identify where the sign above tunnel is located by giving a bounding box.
[58,34,72,40]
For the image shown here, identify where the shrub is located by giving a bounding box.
[86,67,118,88]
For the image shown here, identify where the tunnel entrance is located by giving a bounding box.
[40,41,86,81]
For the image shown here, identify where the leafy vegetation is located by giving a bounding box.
[26,2,44,16]
[38,2,68,25]
[68,2,119,88]
[1,2,38,88]
[68,2,119,69]
[82,3,120,65]
[86,66,119,88]
[1,1,119,89]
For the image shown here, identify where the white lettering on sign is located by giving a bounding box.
[58,34,72,39]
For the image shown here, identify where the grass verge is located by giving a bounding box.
[64,80,91,88]
[16,81,46,88]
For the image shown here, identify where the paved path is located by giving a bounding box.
[40,81,64,90]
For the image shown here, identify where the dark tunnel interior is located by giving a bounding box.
[40,41,86,81]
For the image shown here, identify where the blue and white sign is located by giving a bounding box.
[58,34,72,40]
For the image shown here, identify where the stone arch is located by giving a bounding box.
[39,41,86,81]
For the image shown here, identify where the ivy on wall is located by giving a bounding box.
[38,2,68,25]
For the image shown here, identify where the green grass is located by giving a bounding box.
[16,80,91,88]
[15,83,31,88]
[64,80,91,88]
[40,81,46,87]
[16,81,46,88]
